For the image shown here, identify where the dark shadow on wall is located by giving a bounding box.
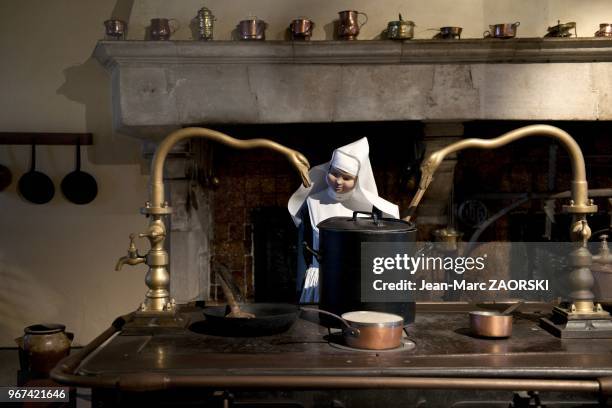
[110,0,134,22]
[57,57,141,166]
[56,0,139,166]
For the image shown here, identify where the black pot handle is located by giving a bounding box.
[352,211,370,220]
[302,241,321,262]
[300,307,360,337]
[352,208,382,226]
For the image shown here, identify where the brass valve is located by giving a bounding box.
[593,234,611,265]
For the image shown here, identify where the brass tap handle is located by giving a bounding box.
[127,233,139,256]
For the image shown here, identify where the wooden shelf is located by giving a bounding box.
[0,132,93,145]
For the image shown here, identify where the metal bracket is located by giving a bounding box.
[540,303,612,339]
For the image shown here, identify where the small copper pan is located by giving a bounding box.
[469,301,523,338]
[302,308,404,350]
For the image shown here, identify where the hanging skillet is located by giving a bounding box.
[61,142,98,204]
[0,163,12,192]
[18,144,55,204]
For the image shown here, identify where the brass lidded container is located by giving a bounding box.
[196,7,216,40]
[386,14,415,40]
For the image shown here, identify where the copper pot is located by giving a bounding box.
[469,302,522,338]
[337,10,368,40]
[303,308,404,350]
[595,23,612,37]
[150,18,179,41]
[104,19,127,40]
[238,17,267,40]
[484,22,520,39]
[290,18,315,40]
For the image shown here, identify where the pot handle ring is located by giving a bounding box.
[302,241,321,262]
[300,307,360,337]
[514,21,520,27]
[483,30,491,38]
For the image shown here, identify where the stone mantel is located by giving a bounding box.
[94,39,612,137]
[95,38,612,66]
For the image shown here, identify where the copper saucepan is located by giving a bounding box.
[484,22,520,39]
[469,301,523,338]
[302,307,404,350]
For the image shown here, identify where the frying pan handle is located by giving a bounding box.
[30,144,36,172]
[214,270,241,313]
[300,307,360,337]
[75,140,81,171]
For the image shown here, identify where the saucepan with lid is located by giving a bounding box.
[303,210,417,324]
[545,20,577,38]
[386,14,415,40]
[302,307,404,350]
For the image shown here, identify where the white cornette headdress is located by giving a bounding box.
[288,137,400,226]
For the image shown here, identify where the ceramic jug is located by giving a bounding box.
[15,323,74,375]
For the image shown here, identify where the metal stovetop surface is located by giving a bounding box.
[75,303,612,379]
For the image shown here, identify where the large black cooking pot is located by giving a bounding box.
[314,210,417,325]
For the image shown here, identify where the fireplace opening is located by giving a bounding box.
[196,120,612,303]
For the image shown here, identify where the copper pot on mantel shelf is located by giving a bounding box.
[337,10,368,40]
[595,23,612,37]
[484,22,520,39]
[238,17,267,40]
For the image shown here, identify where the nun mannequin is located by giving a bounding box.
[288,137,399,303]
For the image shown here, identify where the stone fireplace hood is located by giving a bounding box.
[93,39,612,138]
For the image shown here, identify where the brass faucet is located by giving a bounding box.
[117,127,311,314]
[404,124,606,321]
[115,234,146,271]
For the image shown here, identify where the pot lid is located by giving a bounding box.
[317,211,415,233]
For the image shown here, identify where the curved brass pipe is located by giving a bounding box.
[404,124,596,222]
[404,124,603,316]
[120,127,311,313]
[148,127,311,211]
